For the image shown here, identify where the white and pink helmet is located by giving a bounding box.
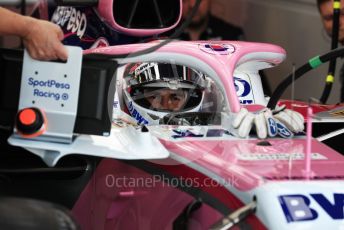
[122,62,212,125]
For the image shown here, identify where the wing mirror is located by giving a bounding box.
[56,0,182,36]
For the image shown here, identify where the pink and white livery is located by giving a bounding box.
[5,0,344,229]
[11,40,344,229]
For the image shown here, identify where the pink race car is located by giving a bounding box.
[2,0,344,229]
[6,39,344,229]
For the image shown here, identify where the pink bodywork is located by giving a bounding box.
[74,41,344,229]
[72,159,228,230]
[72,138,342,229]
[162,138,344,190]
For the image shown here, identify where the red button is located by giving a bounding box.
[19,109,37,125]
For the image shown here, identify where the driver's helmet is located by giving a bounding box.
[122,62,210,125]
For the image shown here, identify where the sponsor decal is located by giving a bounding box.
[279,194,344,222]
[267,117,277,136]
[199,43,235,55]
[276,121,293,138]
[51,7,87,38]
[128,101,149,125]
[28,78,70,89]
[238,152,327,161]
[134,62,157,77]
[113,101,119,109]
[234,77,251,97]
[27,77,70,101]
[234,77,253,104]
[239,100,253,104]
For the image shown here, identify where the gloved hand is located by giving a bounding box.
[232,106,304,139]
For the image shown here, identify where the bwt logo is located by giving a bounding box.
[128,101,149,125]
[279,194,344,222]
[234,77,253,104]
[234,77,251,97]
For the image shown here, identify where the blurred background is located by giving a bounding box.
[212,0,338,103]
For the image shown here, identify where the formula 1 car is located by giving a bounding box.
[2,0,344,230]
[2,39,344,229]
[68,41,344,230]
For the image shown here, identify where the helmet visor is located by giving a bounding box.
[130,87,203,112]
[126,62,207,89]
[126,62,206,112]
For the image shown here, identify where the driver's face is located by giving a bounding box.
[145,88,188,111]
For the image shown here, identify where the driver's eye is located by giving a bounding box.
[149,94,161,101]
[170,94,183,102]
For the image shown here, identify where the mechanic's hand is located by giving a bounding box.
[232,106,304,139]
[22,17,68,61]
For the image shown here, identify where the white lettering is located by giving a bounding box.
[52,6,87,38]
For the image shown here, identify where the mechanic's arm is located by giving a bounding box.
[0,7,68,61]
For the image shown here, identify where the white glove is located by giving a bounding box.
[273,106,304,133]
[232,106,304,139]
